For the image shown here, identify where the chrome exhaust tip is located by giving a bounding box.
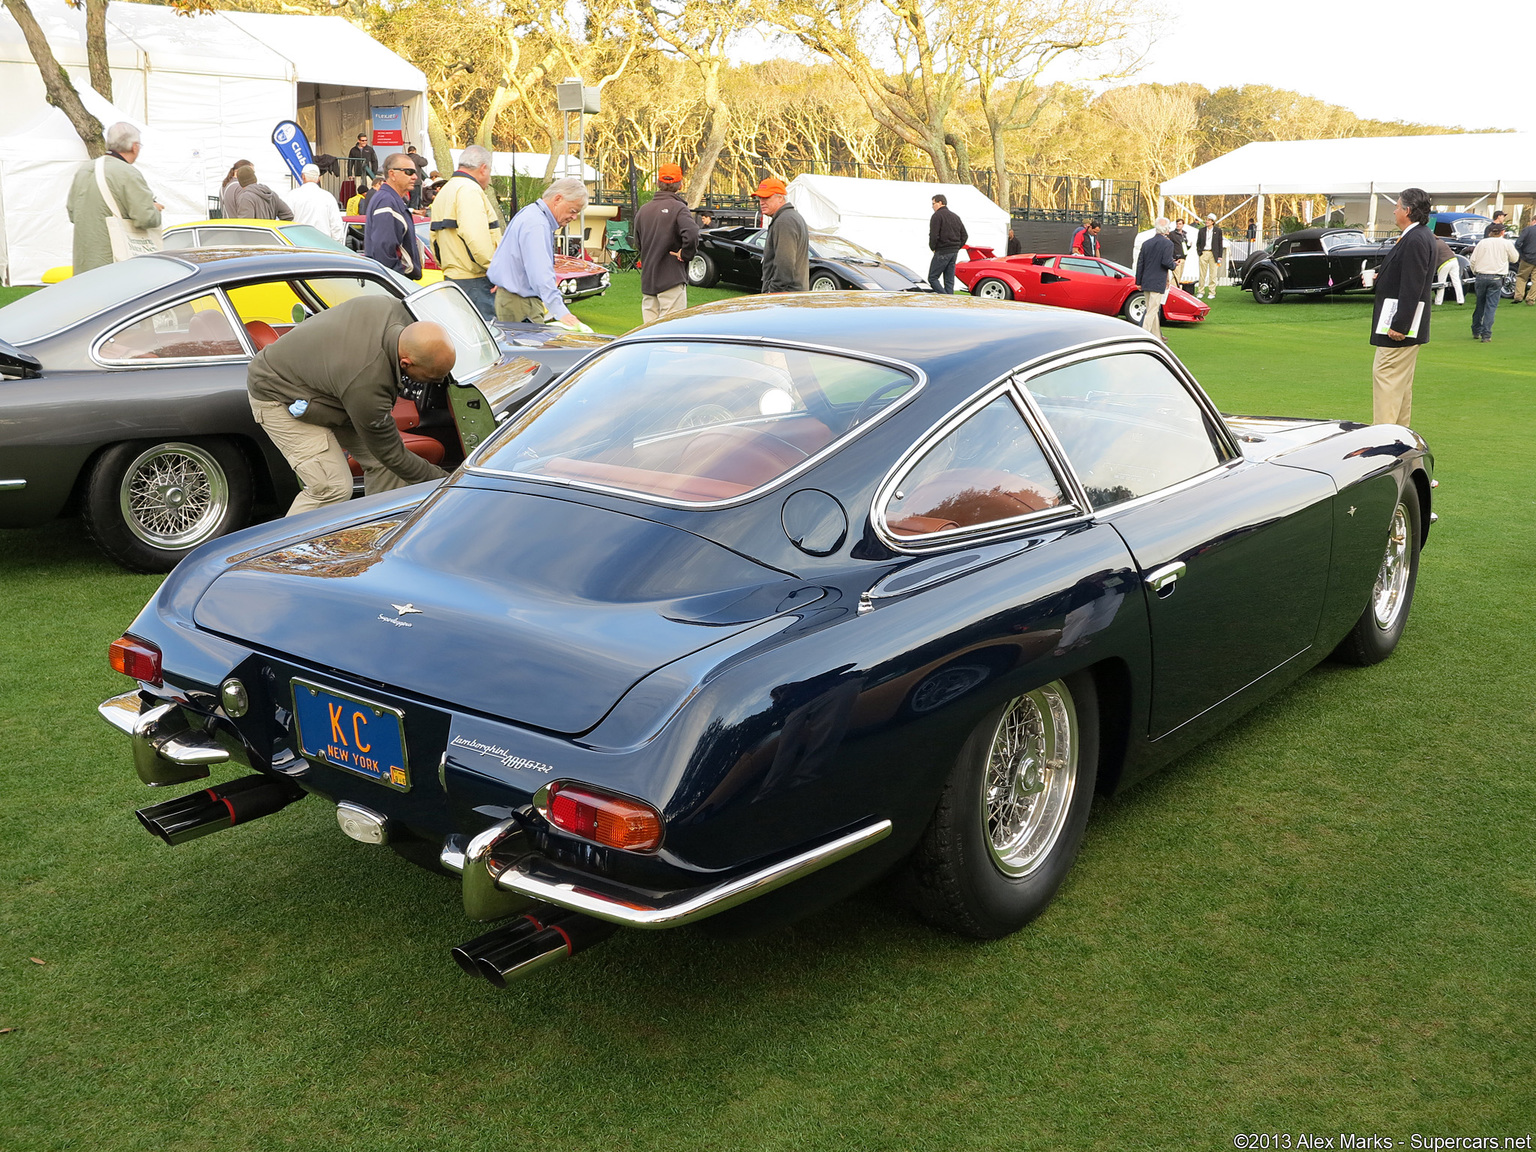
[450,905,616,987]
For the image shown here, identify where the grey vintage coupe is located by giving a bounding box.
[0,250,600,571]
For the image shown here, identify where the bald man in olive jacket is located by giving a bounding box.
[247,295,455,514]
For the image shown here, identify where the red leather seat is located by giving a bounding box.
[677,426,809,489]
[392,398,421,432]
[244,320,279,350]
[346,430,445,477]
[898,468,1059,530]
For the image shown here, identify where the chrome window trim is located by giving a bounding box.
[5,255,200,347]
[403,280,499,386]
[461,334,926,511]
[870,376,1085,554]
[90,286,252,369]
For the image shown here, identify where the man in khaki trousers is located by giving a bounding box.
[1368,189,1436,426]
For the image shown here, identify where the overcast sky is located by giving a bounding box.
[1121,0,1530,135]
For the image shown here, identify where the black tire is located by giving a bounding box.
[1251,271,1282,304]
[686,251,718,288]
[1331,481,1421,666]
[972,277,1013,301]
[82,438,253,573]
[1120,290,1148,324]
[904,673,1099,939]
[810,272,842,292]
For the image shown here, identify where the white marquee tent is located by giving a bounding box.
[0,0,429,283]
[1160,134,1536,233]
[787,174,1009,279]
[448,149,601,183]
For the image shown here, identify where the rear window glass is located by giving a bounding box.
[473,341,917,503]
[196,226,285,247]
[0,257,193,344]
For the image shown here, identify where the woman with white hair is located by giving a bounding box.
[288,163,345,241]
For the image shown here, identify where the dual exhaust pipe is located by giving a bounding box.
[452,904,617,987]
[135,774,306,846]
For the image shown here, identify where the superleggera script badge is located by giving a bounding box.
[449,736,554,773]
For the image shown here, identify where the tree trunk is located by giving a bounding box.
[2,0,105,156]
[685,61,729,209]
[475,86,514,149]
[989,120,1010,209]
[84,0,110,101]
[944,132,971,185]
[426,102,454,177]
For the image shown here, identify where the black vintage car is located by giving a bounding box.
[1241,227,1474,305]
[686,227,929,293]
[0,249,602,572]
[99,293,1433,989]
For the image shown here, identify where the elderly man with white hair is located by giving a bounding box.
[1133,217,1178,339]
[487,176,593,330]
[66,121,164,273]
[288,163,345,242]
[428,144,503,321]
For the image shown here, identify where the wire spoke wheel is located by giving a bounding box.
[981,682,1078,878]
[117,442,230,551]
[1372,502,1411,630]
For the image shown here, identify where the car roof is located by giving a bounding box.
[631,293,1144,396]
[1280,227,1370,242]
[166,219,293,230]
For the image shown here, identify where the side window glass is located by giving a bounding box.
[226,280,307,330]
[303,276,391,309]
[1025,352,1225,510]
[197,227,283,247]
[884,393,1067,537]
[747,231,766,249]
[1059,258,1106,276]
[98,295,242,361]
[162,230,195,250]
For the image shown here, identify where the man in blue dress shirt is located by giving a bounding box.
[488,176,592,331]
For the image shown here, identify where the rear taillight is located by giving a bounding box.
[109,634,162,686]
[540,782,663,852]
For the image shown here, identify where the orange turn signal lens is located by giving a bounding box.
[542,782,663,852]
[109,634,162,686]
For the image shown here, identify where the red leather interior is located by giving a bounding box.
[888,514,961,536]
[677,426,810,487]
[900,468,1059,530]
[189,310,236,343]
[346,429,445,477]
[541,457,751,502]
[244,320,279,350]
[392,397,421,432]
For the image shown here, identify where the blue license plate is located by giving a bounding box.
[292,678,410,792]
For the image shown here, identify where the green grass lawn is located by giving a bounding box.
[2,279,1534,1150]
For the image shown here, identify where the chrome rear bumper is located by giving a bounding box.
[449,818,893,929]
[99,690,235,786]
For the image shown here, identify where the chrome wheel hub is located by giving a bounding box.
[119,443,229,550]
[1372,502,1410,630]
[982,682,1077,877]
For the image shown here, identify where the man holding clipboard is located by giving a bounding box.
[1369,187,1436,426]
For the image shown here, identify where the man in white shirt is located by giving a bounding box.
[1468,224,1519,342]
[288,164,345,242]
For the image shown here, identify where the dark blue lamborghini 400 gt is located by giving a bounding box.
[100,293,1432,987]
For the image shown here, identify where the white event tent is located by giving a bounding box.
[0,0,429,283]
[449,149,600,184]
[1159,134,1536,234]
[787,174,1009,278]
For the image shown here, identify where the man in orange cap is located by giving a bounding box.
[752,176,808,293]
[633,161,701,323]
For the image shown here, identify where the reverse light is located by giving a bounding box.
[109,634,162,686]
[540,782,663,852]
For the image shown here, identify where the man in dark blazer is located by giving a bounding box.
[927,194,968,293]
[1370,187,1435,426]
[1134,218,1177,339]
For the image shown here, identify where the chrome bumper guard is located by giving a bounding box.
[452,817,893,928]
[99,690,234,786]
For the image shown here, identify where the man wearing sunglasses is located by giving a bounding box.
[364,153,423,280]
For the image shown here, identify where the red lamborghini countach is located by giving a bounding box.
[956,249,1209,326]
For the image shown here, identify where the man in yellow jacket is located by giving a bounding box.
[428,144,503,320]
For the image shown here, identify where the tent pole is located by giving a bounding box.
[1495,181,1504,214]
[1367,183,1377,235]
[1256,188,1264,243]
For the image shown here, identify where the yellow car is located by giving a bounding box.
[44,219,444,325]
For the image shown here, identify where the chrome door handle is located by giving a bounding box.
[1146,561,1186,597]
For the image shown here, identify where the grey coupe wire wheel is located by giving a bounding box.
[1372,501,1411,630]
[982,682,1078,877]
[117,442,230,550]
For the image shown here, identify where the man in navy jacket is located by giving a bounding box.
[1369,188,1435,426]
[364,153,423,280]
[1134,218,1177,339]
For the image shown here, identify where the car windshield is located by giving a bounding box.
[405,281,500,383]
[1322,231,1369,252]
[810,234,878,260]
[279,224,352,253]
[0,256,193,345]
[472,340,919,504]
[1100,258,1134,276]
[1450,219,1488,239]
